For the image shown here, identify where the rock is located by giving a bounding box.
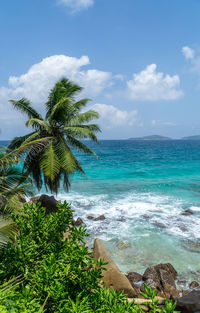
[94,215,106,221]
[182,240,200,253]
[87,215,106,221]
[176,287,200,312]
[140,279,165,297]
[143,266,161,290]
[126,272,143,286]
[117,241,130,249]
[142,214,150,220]
[87,216,95,220]
[189,281,199,289]
[154,263,178,280]
[142,263,178,298]
[73,217,84,226]
[159,269,178,299]
[182,290,191,297]
[153,221,167,229]
[30,196,40,203]
[181,209,194,216]
[30,194,59,214]
[93,238,137,298]
[18,195,27,203]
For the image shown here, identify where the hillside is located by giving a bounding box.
[182,135,200,140]
[128,135,172,141]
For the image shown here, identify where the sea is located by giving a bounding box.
[1,139,200,285]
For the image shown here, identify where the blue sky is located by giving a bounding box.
[0,0,200,139]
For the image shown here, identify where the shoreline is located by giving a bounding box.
[29,194,200,299]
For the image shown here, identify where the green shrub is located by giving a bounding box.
[0,202,179,312]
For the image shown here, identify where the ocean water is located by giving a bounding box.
[1,139,200,284]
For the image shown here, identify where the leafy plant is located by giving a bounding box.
[8,78,101,193]
[0,202,179,312]
[140,284,180,313]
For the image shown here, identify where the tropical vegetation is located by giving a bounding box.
[0,201,179,313]
[8,78,100,193]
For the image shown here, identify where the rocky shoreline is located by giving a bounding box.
[29,194,200,312]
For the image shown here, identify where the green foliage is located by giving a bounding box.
[0,202,179,312]
[8,78,101,193]
[0,150,33,220]
[140,284,180,313]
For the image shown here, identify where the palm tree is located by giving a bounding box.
[0,150,33,217]
[8,78,100,194]
[0,139,51,239]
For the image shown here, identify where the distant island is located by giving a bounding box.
[128,135,172,141]
[182,135,200,140]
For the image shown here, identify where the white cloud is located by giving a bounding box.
[127,64,183,101]
[0,54,113,138]
[0,54,112,106]
[90,103,137,128]
[182,47,200,86]
[59,0,93,12]
[182,46,195,60]
[151,120,156,126]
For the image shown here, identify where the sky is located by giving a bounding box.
[0,0,200,139]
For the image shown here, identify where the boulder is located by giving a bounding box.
[87,216,95,220]
[126,272,143,285]
[189,281,199,289]
[176,287,200,312]
[73,217,84,226]
[142,263,178,298]
[30,194,59,214]
[93,238,137,298]
[117,241,130,249]
[155,263,177,280]
[153,221,167,229]
[143,266,161,291]
[87,215,106,221]
[181,209,194,216]
[94,215,106,221]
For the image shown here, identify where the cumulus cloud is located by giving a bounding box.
[0,54,114,138]
[90,103,137,128]
[126,64,183,101]
[182,46,195,60]
[182,46,200,86]
[59,0,93,12]
[0,54,112,106]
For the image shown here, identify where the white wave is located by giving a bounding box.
[57,190,200,241]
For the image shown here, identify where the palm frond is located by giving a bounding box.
[0,221,16,242]
[40,141,60,180]
[0,137,52,168]
[45,78,82,118]
[67,136,99,158]
[9,98,41,119]
[69,110,99,125]
[48,97,72,123]
[55,139,77,174]
[64,126,99,142]
[8,133,36,150]
[70,98,91,113]
[26,119,50,132]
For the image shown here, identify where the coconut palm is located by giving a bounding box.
[0,150,33,217]
[8,78,100,194]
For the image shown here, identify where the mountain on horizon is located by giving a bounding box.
[182,135,200,140]
[128,135,172,141]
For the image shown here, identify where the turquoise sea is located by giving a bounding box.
[1,140,200,285]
